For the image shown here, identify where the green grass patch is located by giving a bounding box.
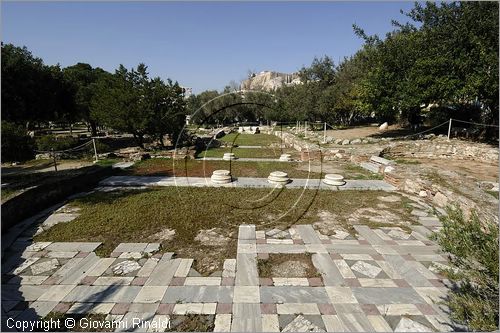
[35,187,411,274]
[486,190,499,199]
[343,164,384,180]
[128,158,322,179]
[219,133,279,146]
[197,147,282,159]
[393,158,421,165]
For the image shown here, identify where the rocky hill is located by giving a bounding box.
[240,71,301,91]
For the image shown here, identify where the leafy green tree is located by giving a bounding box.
[0,121,35,162]
[63,63,112,135]
[91,64,185,148]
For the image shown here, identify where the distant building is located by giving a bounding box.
[181,87,193,99]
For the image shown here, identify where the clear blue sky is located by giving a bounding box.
[2,1,415,93]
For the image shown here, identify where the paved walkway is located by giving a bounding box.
[2,204,455,332]
[99,176,397,191]
[196,157,294,162]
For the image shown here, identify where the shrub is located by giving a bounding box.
[35,135,79,151]
[1,121,35,162]
[431,206,499,331]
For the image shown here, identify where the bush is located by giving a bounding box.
[35,135,79,151]
[1,121,35,162]
[431,206,499,331]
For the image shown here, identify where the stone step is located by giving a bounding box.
[360,162,380,173]
[370,155,393,165]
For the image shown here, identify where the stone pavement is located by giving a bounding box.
[99,176,396,191]
[1,204,456,332]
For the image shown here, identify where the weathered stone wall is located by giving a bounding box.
[381,138,498,164]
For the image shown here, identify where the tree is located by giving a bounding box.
[63,63,112,135]
[91,64,186,148]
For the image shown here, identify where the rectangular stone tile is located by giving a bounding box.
[133,286,168,303]
[372,245,399,255]
[376,304,421,316]
[38,284,76,302]
[426,315,454,332]
[261,314,280,332]
[352,287,426,304]
[305,244,328,253]
[372,229,392,241]
[338,312,375,332]
[235,253,258,286]
[260,286,330,304]
[238,244,257,254]
[184,277,221,286]
[257,244,306,254]
[266,239,294,245]
[341,254,374,261]
[395,240,426,246]
[325,287,357,304]
[145,258,181,286]
[174,259,193,277]
[395,245,441,255]
[418,216,441,227]
[414,287,448,304]
[295,225,322,244]
[67,302,114,314]
[128,303,159,314]
[333,260,356,279]
[113,243,148,253]
[173,303,216,315]
[412,254,448,262]
[231,303,261,332]
[383,254,433,287]
[353,226,385,245]
[45,242,100,252]
[312,253,344,286]
[214,314,232,332]
[322,315,345,332]
[10,257,40,275]
[233,286,260,303]
[86,258,116,277]
[405,261,438,279]
[162,286,233,303]
[272,278,309,286]
[25,301,58,317]
[276,303,320,315]
[93,277,133,286]
[375,260,402,279]
[63,285,141,303]
[366,315,392,332]
[333,304,364,314]
[358,279,397,287]
[137,258,159,277]
[7,275,48,285]
[325,244,378,255]
[222,259,236,278]
[238,225,256,240]
[49,257,84,283]
[59,253,101,284]
[46,251,78,258]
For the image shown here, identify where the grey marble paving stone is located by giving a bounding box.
[59,253,101,284]
[352,287,427,304]
[257,244,306,253]
[113,243,148,253]
[62,285,141,303]
[238,225,256,240]
[312,253,345,286]
[353,226,385,245]
[260,286,330,304]
[231,303,261,332]
[162,286,233,303]
[324,244,378,255]
[338,312,375,332]
[235,253,258,286]
[45,242,101,252]
[295,225,322,244]
[383,255,433,287]
[145,258,181,286]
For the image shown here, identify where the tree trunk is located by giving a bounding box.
[89,121,98,137]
